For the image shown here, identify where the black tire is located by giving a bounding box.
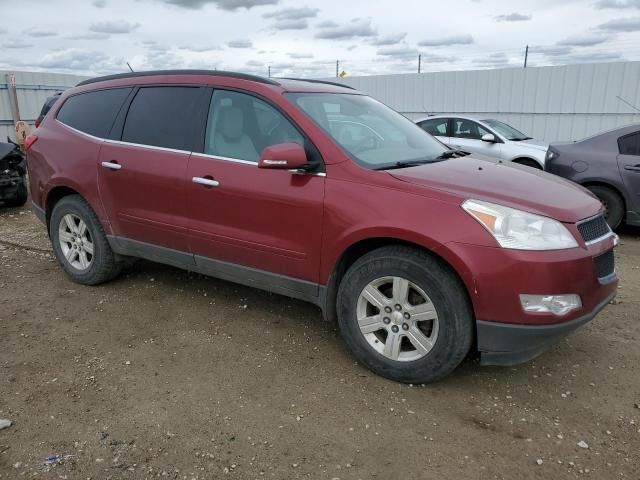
[5,178,28,207]
[588,185,624,230]
[50,195,122,285]
[513,158,543,170]
[336,245,474,384]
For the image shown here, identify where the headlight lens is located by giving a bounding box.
[546,149,557,161]
[462,199,578,250]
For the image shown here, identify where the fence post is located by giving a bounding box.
[5,73,21,125]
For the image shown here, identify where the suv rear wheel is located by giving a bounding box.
[337,245,473,384]
[50,195,121,285]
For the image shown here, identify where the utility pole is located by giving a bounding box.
[126,62,134,72]
[524,45,529,68]
[336,60,339,79]
[268,65,271,78]
[418,54,422,74]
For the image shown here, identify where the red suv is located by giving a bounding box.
[26,70,618,384]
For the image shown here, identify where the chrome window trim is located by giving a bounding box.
[191,152,256,165]
[56,119,105,142]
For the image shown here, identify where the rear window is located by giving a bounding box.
[618,132,640,156]
[121,86,202,151]
[56,88,132,138]
[418,118,448,136]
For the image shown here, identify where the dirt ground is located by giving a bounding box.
[0,204,638,480]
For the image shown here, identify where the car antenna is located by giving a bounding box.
[126,62,134,73]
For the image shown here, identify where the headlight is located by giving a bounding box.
[462,199,578,250]
[546,149,557,161]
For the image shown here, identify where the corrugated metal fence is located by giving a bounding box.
[330,61,640,143]
[0,70,87,141]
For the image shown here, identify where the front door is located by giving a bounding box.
[617,130,640,214]
[451,118,502,158]
[97,85,207,253]
[186,89,325,294]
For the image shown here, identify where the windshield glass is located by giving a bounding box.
[286,93,447,169]
[482,119,531,141]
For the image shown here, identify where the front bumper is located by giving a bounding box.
[477,289,616,366]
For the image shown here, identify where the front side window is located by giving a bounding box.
[418,118,449,136]
[204,90,303,162]
[121,86,202,150]
[618,132,640,156]
[286,93,447,169]
[57,88,131,138]
[482,119,531,141]
[452,119,490,140]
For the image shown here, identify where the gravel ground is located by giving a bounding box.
[0,204,639,480]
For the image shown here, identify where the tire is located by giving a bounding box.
[513,158,542,170]
[50,195,122,285]
[587,185,624,230]
[336,245,474,384]
[4,178,28,207]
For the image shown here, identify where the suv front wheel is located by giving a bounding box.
[50,195,122,285]
[337,245,473,384]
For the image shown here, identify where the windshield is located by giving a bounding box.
[482,119,531,141]
[286,93,447,169]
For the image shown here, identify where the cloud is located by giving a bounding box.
[65,32,110,40]
[89,20,140,34]
[3,40,34,49]
[228,39,253,48]
[315,18,377,39]
[288,52,313,59]
[316,20,338,28]
[473,52,512,66]
[35,48,123,73]
[376,44,419,58]
[598,16,640,31]
[270,18,309,29]
[594,0,640,8]
[371,33,407,46]
[92,0,107,6]
[161,0,278,10]
[24,28,58,37]
[263,6,319,19]
[178,45,221,52]
[533,45,574,56]
[246,60,264,66]
[494,12,531,22]
[557,33,610,46]
[0,28,7,35]
[418,34,474,46]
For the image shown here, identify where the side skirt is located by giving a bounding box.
[107,235,326,309]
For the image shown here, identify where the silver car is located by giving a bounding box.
[415,115,548,169]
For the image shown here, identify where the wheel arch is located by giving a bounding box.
[321,236,475,324]
[511,157,543,169]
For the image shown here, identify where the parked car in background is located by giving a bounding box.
[0,138,27,207]
[416,115,548,169]
[35,92,62,128]
[26,70,617,384]
[546,125,640,230]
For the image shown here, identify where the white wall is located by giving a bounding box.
[327,61,640,143]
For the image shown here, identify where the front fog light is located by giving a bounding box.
[520,294,582,316]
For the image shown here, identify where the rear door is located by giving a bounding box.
[97,85,208,254]
[451,118,502,158]
[617,131,640,213]
[417,118,451,146]
[186,88,325,292]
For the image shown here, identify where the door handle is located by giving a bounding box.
[101,161,122,170]
[192,176,220,187]
[624,165,640,172]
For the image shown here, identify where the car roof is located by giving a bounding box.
[414,114,484,123]
[76,70,359,94]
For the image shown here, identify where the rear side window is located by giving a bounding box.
[418,118,448,136]
[57,88,131,137]
[122,87,202,151]
[618,132,640,156]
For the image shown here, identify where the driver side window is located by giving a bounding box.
[452,118,489,140]
[204,90,303,162]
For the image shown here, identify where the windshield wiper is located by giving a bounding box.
[435,149,469,159]
[374,149,470,170]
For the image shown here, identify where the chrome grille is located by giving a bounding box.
[594,250,615,280]
[577,215,610,243]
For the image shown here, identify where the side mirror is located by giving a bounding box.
[481,133,497,143]
[258,142,308,170]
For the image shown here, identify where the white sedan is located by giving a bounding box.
[415,115,548,169]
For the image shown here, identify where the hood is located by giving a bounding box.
[389,156,601,223]
[511,138,548,151]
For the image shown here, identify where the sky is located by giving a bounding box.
[0,0,640,78]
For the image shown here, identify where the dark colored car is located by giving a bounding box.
[546,125,640,229]
[35,92,62,128]
[25,70,618,384]
[0,138,27,207]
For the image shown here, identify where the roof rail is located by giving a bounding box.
[76,69,280,87]
[278,78,355,90]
